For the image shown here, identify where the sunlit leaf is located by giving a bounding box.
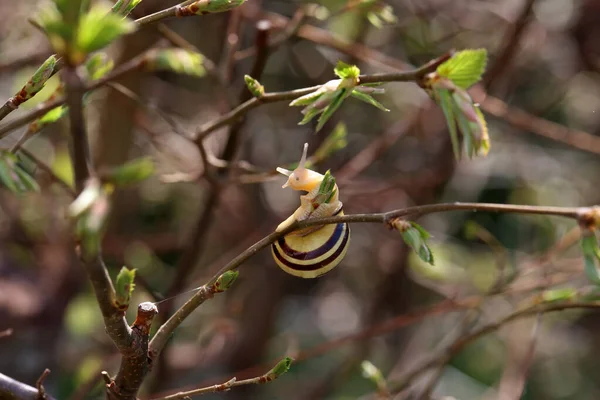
[112,0,143,17]
[100,157,154,187]
[334,61,360,80]
[437,49,487,90]
[145,48,206,77]
[76,3,136,56]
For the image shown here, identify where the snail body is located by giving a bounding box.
[271,143,350,278]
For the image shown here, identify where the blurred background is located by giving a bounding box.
[2,0,600,399]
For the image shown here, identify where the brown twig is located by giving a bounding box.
[483,0,536,90]
[0,52,148,141]
[133,0,198,26]
[479,93,600,155]
[0,373,56,400]
[150,358,291,400]
[35,369,51,400]
[385,302,593,396]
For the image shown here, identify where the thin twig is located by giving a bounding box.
[152,361,288,400]
[35,369,51,400]
[386,302,592,395]
[134,0,198,26]
[483,0,536,90]
[0,372,57,400]
[0,52,148,141]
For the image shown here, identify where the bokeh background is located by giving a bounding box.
[2,0,600,399]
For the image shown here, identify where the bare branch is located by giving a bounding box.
[149,201,586,357]
[0,372,56,400]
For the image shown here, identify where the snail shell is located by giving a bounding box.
[271,143,350,278]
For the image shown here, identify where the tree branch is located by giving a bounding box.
[386,301,599,395]
[0,53,148,141]
[0,372,56,400]
[134,0,198,26]
[149,201,587,357]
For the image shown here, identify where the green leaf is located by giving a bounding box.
[214,270,239,293]
[581,233,600,285]
[76,3,136,55]
[316,88,348,132]
[19,55,57,101]
[361,360,387,391]
[436,89,460,160]
[145,48,206,77]
[101,157,154,187]
[334,61,360,80]
[314,170,337,204]
[299,108,321,125]
[114,266,136,311]
[112,0,143,17]
[84,53,114,80]
[290,91,325,107]
[436,49,487,89]
[265,357,293,381]
[366,4,397,29]
[312,122,348,163]
[244,75,264,98]
[541,287,577,303]
[351,90,389,112]
[0,152,39,193]
[0,156,18,192]
[29,105,69,133]
[396,221,434,265]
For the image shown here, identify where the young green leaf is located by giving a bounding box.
[312,122,348,163]
[264,357,294,382]
[361,361,387,393]
[12,55,57,106]
[299,107,322,125]
[436,89,461,159]
[114,266,136,311]
[145,49,206,77]
[244,75,264,98]
[100,157,154,187]
[581,233,600,285]
[436,49,487,90]
[214,270,239,293]
[29,105,69,134]
[76,3,136,57]
[350,90,390,112]
[366,4,397,29]
[84,53,114,80]
[0,152,40,193]
[316,88,349,132]
[392,220,434,265]
[112,0,143,17]
[334,61,360,80]
[541,287,577,303]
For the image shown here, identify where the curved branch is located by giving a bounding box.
[150,201,587,357]
[0,372,56,400]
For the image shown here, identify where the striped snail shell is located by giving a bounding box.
[271,143,350,278]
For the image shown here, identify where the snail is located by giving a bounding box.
[271,143,350,278]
